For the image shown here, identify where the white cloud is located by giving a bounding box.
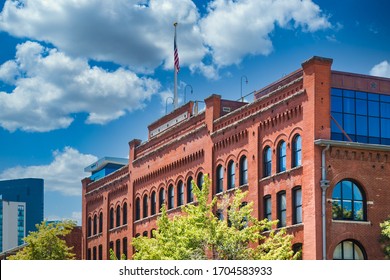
[0,0,206,72]
[369,61,390,78]
[0,41,161,132]
[0,146,98,196]
[199,0,331,66]
[0,0,331,73]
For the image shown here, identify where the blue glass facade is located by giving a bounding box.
[0,178,44,234]
[331,88,390,144]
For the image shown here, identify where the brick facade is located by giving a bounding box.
[82,56,390,260]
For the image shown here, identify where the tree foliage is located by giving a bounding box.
[133,175,298,260]
[380,215,390,258]
[8,220,76,260]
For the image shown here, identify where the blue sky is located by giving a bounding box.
[0,0,389,225]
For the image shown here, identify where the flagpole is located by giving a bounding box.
[173,22,178,109]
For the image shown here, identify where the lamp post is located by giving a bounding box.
[241,75,248,102]
[165,96,174,114]
[184,84,193,104]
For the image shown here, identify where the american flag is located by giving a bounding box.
[174,25,180,73]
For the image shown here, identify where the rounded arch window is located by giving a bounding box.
[168,184,174,210]
[227,160,235,190]
[197,172,204,191]
[292,134,302,168]
[277,140,286,172]
[263,146,272,177]
[216,165,224,193]
[333,240,366,260]
[332,180,366,221]
[159,188,165,212]
[135,198,141,221]
[239,155,248,185]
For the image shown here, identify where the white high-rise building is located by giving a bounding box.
[0,197,26,252]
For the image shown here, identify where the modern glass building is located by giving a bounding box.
[0,178,44,235]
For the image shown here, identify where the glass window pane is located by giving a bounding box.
[354,245,364,260]
[281,211,286,227]
[368,101,379,116]
[354,201,364,220]
[332,183,341,199]
[343,90,355,98]
[343,98,355,114]
[344,114,355,134]
[369,117,380,137]
[356,116,367,136]
[380,102,390,118]
[380,94,390,102]
[342,181,352,199]
[343,241,354,259]
[353,185,363,200]
[356,99,367,115]
[331,113,343,133]
[333,244,342,260]
[368,93,379,101]
[281,194,286,210]
[295,189,302,205]
[356,91,367,99]
[331,88,342,96]
[381,118,390,138]
[296,206,302,223]
[332,200,342,219]
[343,201,353,219]
[331,96,343,112]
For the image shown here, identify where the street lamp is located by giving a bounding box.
[184,84,193,104]
[165,96,174,114]
[241,75,248,102]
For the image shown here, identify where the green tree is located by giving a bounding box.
[8,220,76,260]
[380,215,390,258]
[133,175,298,260]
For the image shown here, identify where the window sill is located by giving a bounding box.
[332,220,371,225]
[108,224,127,233]
[259,166,303,182]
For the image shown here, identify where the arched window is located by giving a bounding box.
[159,188,165,212]
[168,184,174,210]
[151,191,156,215]
[87,216,92,237]
[116,205,121,227]
[292,134,302,168]
[197,172,204,191]
[187,177,194,203]
[333,240,366,260]
[216,165,224,193]
[143,231,148,237]
[264,195,272,221]
[135,198,141,221]
[122,202,127,225]
[109,208,114,229]
[122,238,128,259]
[332,180,365,221]
[115,239,121,260]
[263,146,272,177]
[227,160,235,190]
[277,141,286,173]
[177,181,184,207]
[277,191,286,228]
[292,187,302,224]
[93,214,97,235]
[99,212,103,233]
[143,195,148,218]
[239,155,248,186]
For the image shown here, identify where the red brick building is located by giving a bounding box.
[82,56,390,260]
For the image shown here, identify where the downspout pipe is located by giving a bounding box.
[320,144,330,260]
